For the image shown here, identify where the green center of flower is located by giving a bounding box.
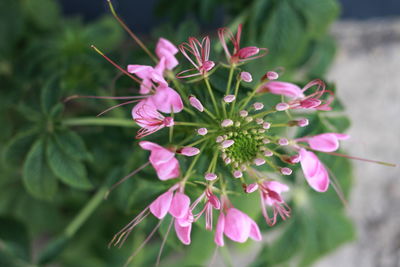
[225,130,264,165]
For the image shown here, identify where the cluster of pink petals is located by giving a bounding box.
[297,133,350,192]
[259,79,334,111]
[177,36,215,78]
[218,24,268,64]
[215,207,262,246]
[139,141,180,180]
[127,38,183,138]
[149,186,193,244]
[132,100,174,138]
[258,181,291,226]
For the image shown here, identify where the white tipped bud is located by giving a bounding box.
[233,170,243,178]
[297,118,309,127]
[189,95,204,112]
[246,183,259,193]
[216,136,224,143]
[241,165,247,171]
[222,139,235,148]
[256,118,264,124]
[264,150,273,157]
[262,122,271,129]
[180,147,200,156]
[205,173,217,181]
[258,129,266,133]
[266,71,279,80]
[253,102,264,110]
[197,127,208,135]
[254,158,266,166]
[276,102,290,111]
[262,138,270,144]
[240,71,253,82]
[245,117,253,122]
[223,95,236,103]
[235,121,241,127]
[278,138,289,146]
[280,167,292,175]
[225,158,232,164]
[239,110,248,117]
[221,119,234,127]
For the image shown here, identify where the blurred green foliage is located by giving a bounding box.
[0,0,353,266]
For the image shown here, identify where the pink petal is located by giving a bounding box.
[174,219,192,245]
[156,38,179,70]
[149,191,173,219]
[224,208,251,243]
[155,157,180,180]
[139,141,175,165]
[299,148,330,192]
[249,219,262,241]
[180,147,200,156]
[214,213,225,246]
[307,133,350,152]
[151,85,183,113]
[260,81,304,98]
[132,99,158,127]
[265,181,289,194]
[169,192,190,219]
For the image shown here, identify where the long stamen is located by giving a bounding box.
[156,218,173,266]
[91,45,142,84]
[64,94,147,103]
[96,99,140,117]
[315,150,396,167]
[124,220,163,267]
[105,162,150,199]
[106,0,157,62]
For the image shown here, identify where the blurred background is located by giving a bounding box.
[0,0,399,266]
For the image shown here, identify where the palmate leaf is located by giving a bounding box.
[53,130,92,161]
[22,138,58,200]
[46,135,92,190]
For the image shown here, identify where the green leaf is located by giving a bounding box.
[84,16,124,52]
[0,217,30,265]
[22,0,60,30]
[305,36,337,78]
[54,130,92,161]
[0,0,23,59]
[46,136,92,190]
[41,77,61,115]
[291,0,340,38]
[3,129,38,166]
[22,138,58,200]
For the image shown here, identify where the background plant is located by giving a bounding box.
[0,0,353,266]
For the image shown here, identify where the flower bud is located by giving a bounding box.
[189,95,204,112]
[240,72,253,82]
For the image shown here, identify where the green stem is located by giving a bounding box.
[175,122,212,127]
[229,78,242,117]
[239,83,262,110]
[204,77,220,116]
[225,65,235,96]
[63,117,136,128]
[65,186,108,237]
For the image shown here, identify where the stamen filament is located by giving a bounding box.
[204,77,220,116]
[107,0,158,62]
[229,78,242,117]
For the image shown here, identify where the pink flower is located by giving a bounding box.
[218,24,267,64]
[214,197,261,246]
[177,36,215,78]
[221,208,262,243]
[155,38,179,70]
[259,181,291,226]
[259,79,334,110]
[127,62,167,94]
[259,81,303,98]
[297,133,350,152]
[132,100,174,138]
[190,189,220,230]
[179,147,200,156]
[139,141,180,180]
[150,85,184,113]
[299,148,330,192]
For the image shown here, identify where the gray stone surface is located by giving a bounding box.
[315,19,400,267]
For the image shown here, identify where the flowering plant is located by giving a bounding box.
[64,1,396,266]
